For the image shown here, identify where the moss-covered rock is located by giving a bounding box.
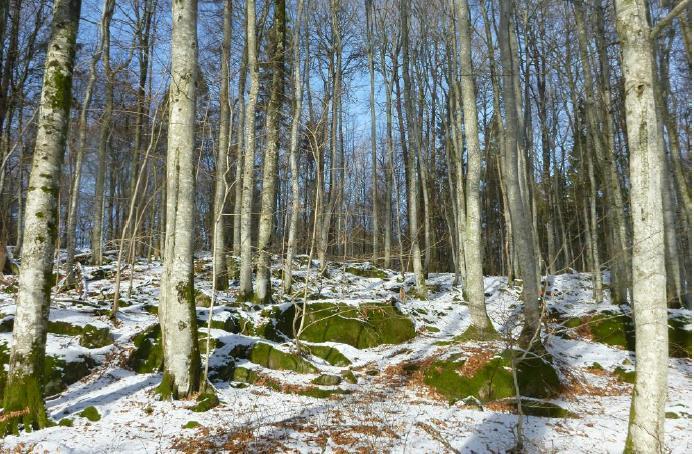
[191,391,219,412]
[0,342,97,400]
[341,369,358,384]
[194,290,212,307]
[127,325,163,373]
[0,315,13,332]
[247,342,318,374]
[274,301,416,349]
[423,349,561,404]
[183,420,201,429]
[344,264,388,279]
[47,320,84,336]
[79,406,101,422]
[454,324,500,342]
[613,366,636,383]
[79,324,113,348]
[59,418,74,427]
[304,344,351,366]
[311,374,342,386]
[505,399,577,418]
[668,316,692,358]
[294,386,351,399]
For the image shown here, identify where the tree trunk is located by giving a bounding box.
[615,0,668,450]
[212,0,232,291]
[456,0,493,334]
[1,0,81,435]
[283,0,304,292]
[157,0,201,399]
[254,0,286,303]
[238,0,260,299]
[91,0,115,267]
[499,0,540,340]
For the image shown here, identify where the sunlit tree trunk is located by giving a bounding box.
[157,0,201,399]
[1,0,81,434]
[616,0,668,451]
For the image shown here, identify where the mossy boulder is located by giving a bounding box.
[423,349,561,404]
[247,342,318,374]
[47,320,113,349]
[274,301,416,349]
[304,344,351,366]
[59,418,74,427]
[191,392,219,412]
[509,399,577,418]
[79,324,113,348]
[194,290,212,307]
[668,316,692,358]
[127,325,163,373]
[183,420,201,429]
[0,343,97,399]
[613,366,636,383]
[79,406,101,422]
[311,374,342,386]
[344,264,388,279]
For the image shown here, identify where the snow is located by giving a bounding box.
[0,255,690,453]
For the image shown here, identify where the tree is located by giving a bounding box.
[498,0,541,340]
[0,0,81,434]
[238,0,260,300]
[255,0,287,303]
[157,0,201,399]
[212,0,233,291]
[615,0,669,450]
[283,0,305,292]
[455,0,493,336]
[366,0,378,265]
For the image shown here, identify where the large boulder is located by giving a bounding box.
[246,342,318,374]
[274,300,415,349]
[421,349,562,404]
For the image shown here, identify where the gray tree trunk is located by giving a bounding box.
[212,0,232,291]
[616,1,669,451]
[499,0,541,339]
[238,0,260,299]
[157,0,201,399]
[1,0,81,435]
[456,0,493,333]
[283,0,304,292]
[254,0,286,303]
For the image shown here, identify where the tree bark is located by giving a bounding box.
[157,0,201,399]
[1,0,81,435]
[615,0,669,450]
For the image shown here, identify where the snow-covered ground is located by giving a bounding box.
[0,254,690,453]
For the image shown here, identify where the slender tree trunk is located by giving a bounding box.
[238,0,260,299]
[157,0,201,399]
[254,0,286,303]
[1,0,81,435]
[400,0,426,295]
[456,0,493,334]
[365,0,378,265]
[212,0,232,291]
[283,0,304,292]
[91,0,115,267]
[499,0,540,339]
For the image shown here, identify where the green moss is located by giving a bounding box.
[423,326,440,333]
[194,290,212,307]
[668,317,692,358]
[47,320,84,336]
[589,313,635,349]
[0,374,48,436]
[58,418,73,427]
[191,391,219,412]
[423,349,561,404]
[154,371,176,400]
[311,374,342,386]
[183,420,201,429]
[79,325,112,349]
[304,344,351,366]
[588,362,604,371]
[294,387,351,399]
[613,366,636,383]
[454,324,500,342]
[515,399,577,418]
[128,325,163,373]
[247,342,318,374]
[344,265,388,279]
[274,301,416,349]
[341,370,358,384]
[665,411,680,419]
[79,406,101,422]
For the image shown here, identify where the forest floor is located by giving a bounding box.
[0,252,691,453]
